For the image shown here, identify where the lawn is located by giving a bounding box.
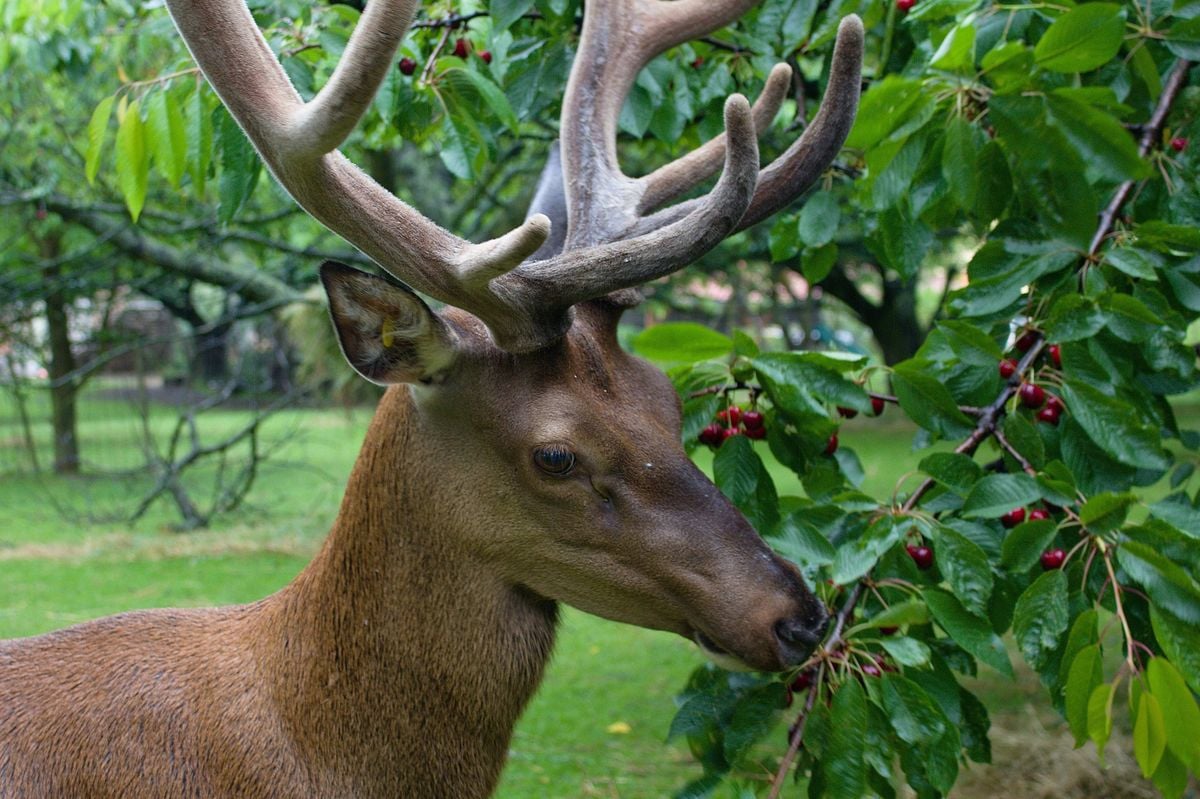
[0,380,1175,797]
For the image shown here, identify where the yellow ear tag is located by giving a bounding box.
[381,319,396,348]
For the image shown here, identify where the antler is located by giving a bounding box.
[162,0,858,352]
[559,0,863,247]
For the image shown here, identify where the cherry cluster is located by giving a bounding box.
[698,406,766,447]
[1000,331,1066,425]
[1000,505,1065,569]
[397,39,492,76]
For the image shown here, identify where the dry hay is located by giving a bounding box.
[949,706,1161,799]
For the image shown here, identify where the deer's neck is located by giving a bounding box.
[252,387,557,797]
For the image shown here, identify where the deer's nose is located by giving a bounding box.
[774,606,830,665]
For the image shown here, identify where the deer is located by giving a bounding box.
[0,1,862,796]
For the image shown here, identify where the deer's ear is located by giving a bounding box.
[320,262,459,385]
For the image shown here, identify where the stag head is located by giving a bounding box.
[165,0,863,670]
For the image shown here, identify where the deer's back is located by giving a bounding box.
[0,606,308,798]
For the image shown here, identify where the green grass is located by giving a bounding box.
[0,381,1192,797]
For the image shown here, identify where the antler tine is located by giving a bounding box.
[163,0,549,322]
[638,63,793,215]
[560,0,759,248]
[631,15,864,238]
[495,94,758,341]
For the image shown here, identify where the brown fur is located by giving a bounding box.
[0,304,823,797]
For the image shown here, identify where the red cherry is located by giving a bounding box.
[717,406,742,426]
[906,544,934,570]
[1019,382,1046,409]
[896,0,916,11]
[398,57,417,75]
[871,397,885,416]
[879,626,899,636]
[690,56,704,69]
[1036,405,1061,426]
[1040,548,1066,570]
[791,670,814,692]
[1000,507,1026,529]
[1171,137,1188,153]
[824,434,839,456]
[699,423,724,447]
[722,427,741,441]
[1028,508,1051,522]
[837,406,858,419]
[743,425,767,440]
[742,410,765,430]
[1045,395,1064,413]
[453,38,469,58]
[862,663,882,678]
[1047,344,1062,368]
[479,50,492,64]
[1015,330,1040,353]
[999,359,1018,380]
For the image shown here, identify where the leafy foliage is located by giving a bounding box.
[633,0,1199,792]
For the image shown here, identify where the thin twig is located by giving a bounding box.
[1087,58,1192,258]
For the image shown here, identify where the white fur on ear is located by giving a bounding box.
[319,262,459,385]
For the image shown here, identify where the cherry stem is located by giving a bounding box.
[1102,548,1140,671]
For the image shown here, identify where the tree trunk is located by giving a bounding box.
[193,322,232,386]
[44,262,81,474]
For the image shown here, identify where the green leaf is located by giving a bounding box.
[892,363,974,439]
[723,683,784,764]
[1044,294,1107,342]
[1151,750,1189,799]
[825,679,868,799]
[186,85,212,196]
[1033,4,1125,73]
[880,637,932,668]
[1012,570,1068,670]
[865,598,931,630]
[490,0,535,30]
[216,106,261,222]
[146,90,187,189]
[1002,413,1045,470]
[1064,645,1103,747]
[930,524,993,617]
[713,436,779,535]
[752,353,872,415]
[942,117,983,213]
[444,67,519,132]
[924,588,1013,677]
[1117,541,1200,624]
[1059,381,1168,471]
[1045,93,1149,181]
[115,99,148,221]
[962,473,1041,519]
[919,452,982,495]
[1000,519,1058,572]
[1105,248,1160,280]
[85,95,115,185]
[939,320,1004,365]
[1133,692,1167,778]
[633,323,732,364]
[880,674,949,744]
[1078,492,1135,533]
[1087,682,1115,764]
[797,191,840,249]
[772,512,836,567]
[930,20,976,73]
[832,516,905,585]
[1146,658,1200,771]
[1151,607,1200,694]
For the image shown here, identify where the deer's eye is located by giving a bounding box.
[533,445,576,476]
